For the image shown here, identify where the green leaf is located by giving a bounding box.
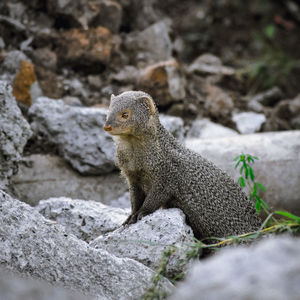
[235,160,241,169]
[275,211,300,222]
[265,25,276,39]
[255,200,261,214]
[253,182,257,194]
[247,156,254,163]
[240,165,244,175]
[249,167,255,181]
[238,177,246,187]
[233,155,240,161]
[252,156,259,160]
[260,198,270,211]
[257,182,267,191]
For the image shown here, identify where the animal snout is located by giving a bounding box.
[103,125,112,132]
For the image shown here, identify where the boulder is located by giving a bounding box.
[0,268,92,300]
[55,26,114,72]
[204,84,234,118]
[232,112,266,134]
[188,53,235,76]
[90,208,195,278]
[185,131,300,215]
[12,154,127,206]
[160,114,185,141]
[28,97,116,175]
[37,197,129,242]
[125,21,172,64]
[138,60,186,106]
[0,81,32,191]
[169,236,300,300]
[186,118,238,139]
[0,190,173,299]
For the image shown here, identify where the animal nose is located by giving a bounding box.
[103,125,112,132]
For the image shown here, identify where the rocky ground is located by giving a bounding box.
[1,0,300,299]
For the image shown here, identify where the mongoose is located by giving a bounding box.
[104,91,261,239]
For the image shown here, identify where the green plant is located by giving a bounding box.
[233,153,269,214]
[239,23,300,93]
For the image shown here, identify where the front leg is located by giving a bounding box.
[123,183,145,225]
[126,184,171,225]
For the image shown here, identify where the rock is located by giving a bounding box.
[46,0,97,29]
[110,66,140,85]
[160,114,185,141]
[138,60,186,106]
[32,47,58,71]
[90,208,195,278]
[110,192,131,208]
[167,103,198,119]
[37,197,129,242]
[263,94,300,131]
[1,50,28,74]
[185,131,300,215]
[63,78,88,99]
[62,96,83,106]
[0,191,173,299]
[125,21,172,64]
[249,86,283,107]
[89,1,122,34]
[204,84,234,118]
[55,26,114,72]
[169,236,300,300]
[12,154,127,206]
[34,66,63,99]
[12,60,42,106]
[232,112,266,134]
[0,37,5,49]
[0,81,32,191]
[28,97,116,175]
[88,75,102,90]
[188,53,235,76]
[186,118,238,139]
[0,267,92,300]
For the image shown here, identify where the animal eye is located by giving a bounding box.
[121,112,129,119]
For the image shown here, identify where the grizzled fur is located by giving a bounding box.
[104,91,261,239]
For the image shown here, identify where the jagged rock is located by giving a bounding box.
[89,1,122,34]
[28,97,116,175]
[12,60,41,106]
[249,86,283,107]
[263,94,300,131]
[160,114,185,141]
[188,53,235,76]
[90,208,195,278]
[232,112,266,134]
[0,190,173,300]
[138,60,186,106]
[169,236,300,300]
[55,26,114,72]
[12,154,127,206]
[186,118,238,139]
[186,131,300,215]
[32,47,58,72]
[125,21,172,64]
[204,84,234,118]
[0,268,92,300]
[0,81,32,191]
[37,197,129,242]
[110,192,131,208]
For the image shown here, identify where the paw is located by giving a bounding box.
[122,213,138,226]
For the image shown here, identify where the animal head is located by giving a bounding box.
[104,91,158,136]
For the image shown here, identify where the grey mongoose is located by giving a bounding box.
[104,91,261,239]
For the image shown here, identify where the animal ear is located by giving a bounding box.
[139,96,156,115]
